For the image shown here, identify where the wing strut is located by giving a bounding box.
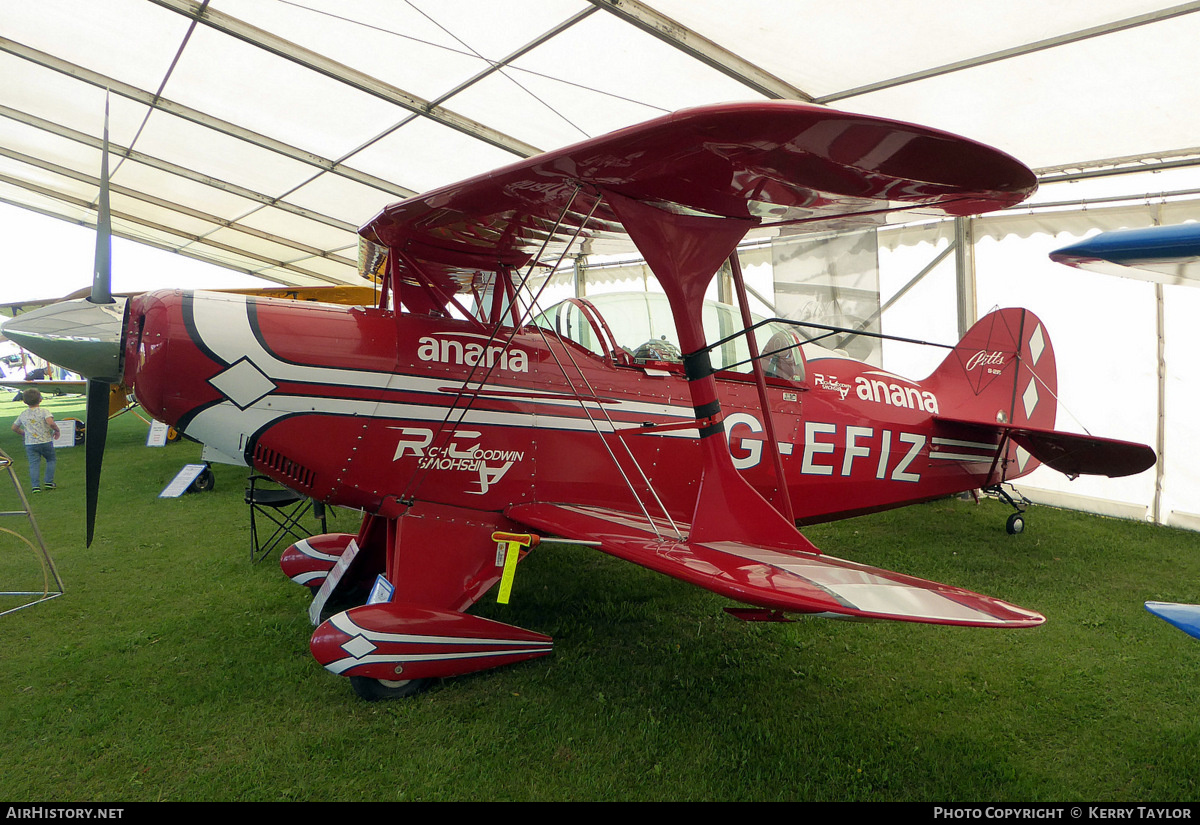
[728,253,795,524]
[391,188,684,540]
[604,191,813,552]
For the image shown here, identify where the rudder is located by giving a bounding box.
[926,308,1057,431]
[925,308,1057,478]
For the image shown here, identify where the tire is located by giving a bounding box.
[1006,513,1025,535]
[350,676,431,701]
[190,467,215,492]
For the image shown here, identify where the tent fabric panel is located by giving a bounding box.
[131,109,324,199]
[843,13,1200,169]
[650,0,1180,100]
[346,116,524,195]
[2,0,193,93]
[164,24,410,162]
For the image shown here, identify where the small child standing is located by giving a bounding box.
[11,389,60,493]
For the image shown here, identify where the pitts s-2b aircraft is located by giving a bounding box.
[5,102,1156,699]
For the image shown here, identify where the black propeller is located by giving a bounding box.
[83,95,116,546]
[2,97,125,547]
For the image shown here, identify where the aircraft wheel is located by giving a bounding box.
[1005,513,1025,535]
[190,467,215,493]
[350,676,431,701]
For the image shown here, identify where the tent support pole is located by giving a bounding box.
[955,217,977,338]
[1154,281,1166,524]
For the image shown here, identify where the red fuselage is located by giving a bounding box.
[125,290,1041,526]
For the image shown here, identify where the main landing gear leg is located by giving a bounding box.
[983,484,1030,535]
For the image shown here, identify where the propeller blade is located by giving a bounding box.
[2,95,126,547]
[85,93,115,546]
[91,94,113,306]
[84,379,111,547]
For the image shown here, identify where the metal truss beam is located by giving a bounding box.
[591,0,815,102]
[820,1,1200,103]
[0,36,418,201]
[152,0,543,158]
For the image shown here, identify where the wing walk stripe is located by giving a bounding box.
[704,542,1009,624]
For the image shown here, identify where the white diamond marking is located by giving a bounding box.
[341,634,377,660]
[1022,379,1039,418]
[1028,325,1045,366]
[208,358,276,409]
[1016,446,1031,472]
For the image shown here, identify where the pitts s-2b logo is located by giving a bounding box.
[965,350,1006,376]
[391,427,524,494]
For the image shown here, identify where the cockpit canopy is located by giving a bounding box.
[531,292,819,384]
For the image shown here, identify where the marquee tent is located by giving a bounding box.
[2,0,1199,525]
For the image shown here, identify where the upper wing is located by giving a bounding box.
[2,285,377,314]
[222,285,379,306]
[1050,224,1200,286]
[507,502,1043,628]
[361,101,1036,313]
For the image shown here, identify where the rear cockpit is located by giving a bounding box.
[530,292,844,386]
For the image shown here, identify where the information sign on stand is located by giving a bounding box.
[159,464,208,498]
[146,420,169,447]
[52,419,75,449]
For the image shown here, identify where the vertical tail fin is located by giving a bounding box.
[926,308,1057,431]
[927,308,1154,480]
[925,308,1057,477]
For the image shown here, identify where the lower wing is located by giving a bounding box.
[506,502,1043,628]
[0,379,87,395]
[1145,601,1200,640]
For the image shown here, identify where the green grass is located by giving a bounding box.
[0,394,1197,801]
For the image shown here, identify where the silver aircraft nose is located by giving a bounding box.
[2,298,127,383]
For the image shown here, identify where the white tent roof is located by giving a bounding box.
[2,0,1199,287]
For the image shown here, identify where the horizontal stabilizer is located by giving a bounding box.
[1008,427,1155,478]
[937,416,1156,478]
[508,503,1043,628]
[1145,601,1200,640]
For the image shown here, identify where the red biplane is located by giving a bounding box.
[4,101,1156,699]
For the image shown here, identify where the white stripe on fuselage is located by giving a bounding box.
[183,293,698,457]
